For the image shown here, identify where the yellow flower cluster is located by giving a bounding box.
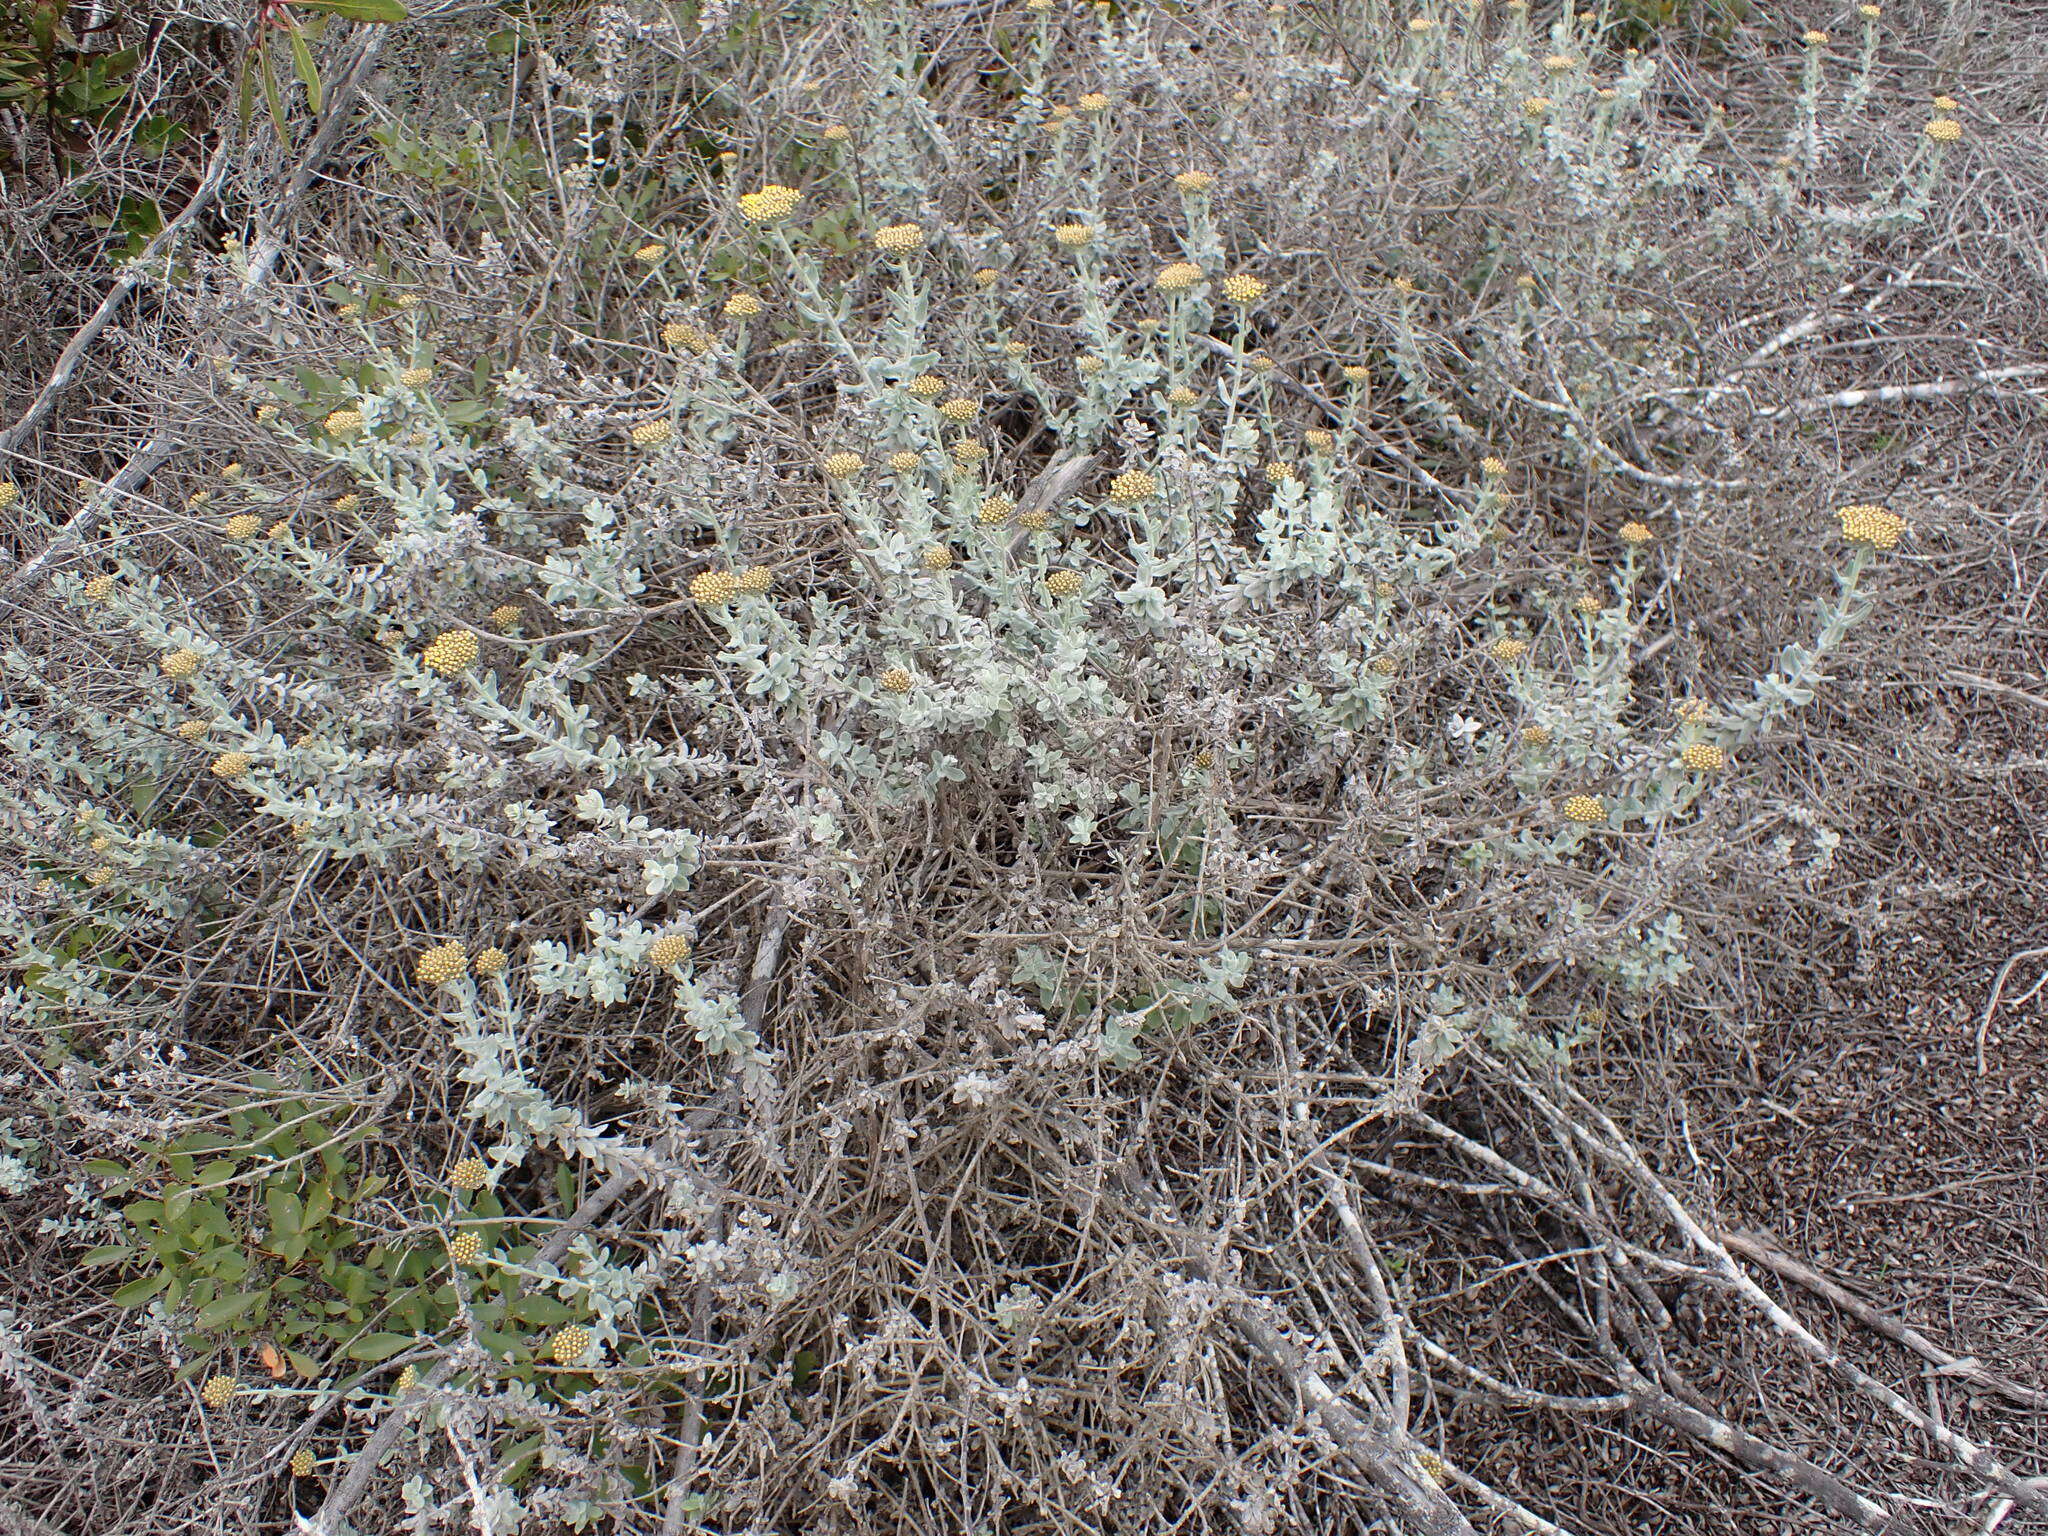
[201,1375,236,1409]
[489,603,521,631]
[224,514,262,540]
[737,565,773,595]
[907,375,946,399]
[1018,507,1051,531]
[979,493,1016,524]
[323,409,364,434]
[1801,29,1827,45]
[874,222,926,255]
[889,451,922,473]
[634,242,666,264]
[550,1325,592,1365]
[1054,223,1097,248]
[1263,461,1294,484]
[952,439,986,465]
[449,1156,489,1191]
[1155,261,1204,292]
[1561,795,1606,824]
[1488,637,1529,663]
[1044,569,1084,598]
[824,451,866,479]
[737,184,802,222]
[1221,273,1266,304]
[1342,365,1371,383]
[920,544,953,571]
[662,320,713,354]
[84,573,116,600]
[1575,593,1603,615]
[1680,742,1727,771]
[210,751,253,779]
[1837,503,1905,549]
[1676,698,1711,724]
[939,396,979,422]
[1167,385,1199,407]
[1481,455,1508,478]
[422,630,480,675]
[1076,92,1110,112]
[1523,95,1553,116]
[1304,429,1334,451]
[822,123,851,141]
[400,366,435,386]
[290,1449,317,1478]
[1618,521,1654,546]
[0,483,17,509]
[878,666,914,694]
[161,649,202,679]
[631,419,675,447]
[473,946,509,976]
[334,493,362,513]
[1108,469,1157,504]
[449,1230,483,1263]
[1075,356,1105,376]
[1924,117,1962,143]
[690,570,740,605]
[1173,171,1216,192]
[417,941,468,985]
[1521,724,1552,746]
[646,934,693,968]
[974,268,1001,289]
[724,293,763,318]
[1544,52,1577,70]
[176,718,211,739]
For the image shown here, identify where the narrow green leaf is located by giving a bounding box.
[197,1289,267,1328]
[111,1273,169,1307]
[287,25,323,114]
[345,1332,414,1362]
[290,0,408,20]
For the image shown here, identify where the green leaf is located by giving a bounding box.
[346,1332,414,1362]
[81,1244,132,1268]
[111,1272,170,1307]
[267,1186,303,1241]
[290,0,408,20]
[197,1289,268,1329]
[287,1349,321,1380]
[84,1159,128,1178]
[287,24,323,114]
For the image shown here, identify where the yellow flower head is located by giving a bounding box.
[400,366,435,387]
[1173,171,1216,193]
[1168,385,1200,407]
[394,1365,417,1393]
[631,419,675,447]
[1369,655,1399,676]
[1488,636,1529,663]
[920,544,954,571]
[737,184,802,223]
[1523,95,1553,116]
[266,520,289,539]
[1247,352,1276,373]
[874,222,926,255]
[210,751,253,779]
[1407,15,1434,32]
[1618,520,1654,546]
[1076,92,1110,113]
[1481,455,1508,478]
[1221,273,1266,305]
[1263,461,1294,484]
[736,565,773,595]
[323,409,364,435]
[1002,341,1029,358]
[634,242,667,264]
[85,866,112,886]
[1075,354,1106,376]
[1923,117,1962,143]
[0,483,18,509]
[1837,503,1905,549]
[1932,94,1957,111]
[1561,794,1605,824]
[1801,28,1827,45]
[449,1156,489,1191]
[1304,429,1334,452]
[334,493,362,513]
[176,718,211,740]
[723,292,764,318]
[889,451,923,472]
[290,1448,316,1478]
[1155,261,1204,293]
[1017,506,1051,531]
[1391,275,1417,295]
[690,570,740,605]
[979,493,1016,525]
[1680,741,1727,771]
[907,375,946,400]
[550,1325,593,1365]
[224,514,263,540]
[421,630,480,675]
[951,438,987,465]
[1109,469,1158,504]
[473,946,509,977]
[84,573,117,600]
[646,934,693,968]
[878,666,915,694]
[1054,223,1097,249]
[823,451,866,479]
[489,603,522,632]
[449,1230,483,1264]
[201,1375,236,1410]
[256,403,277,422]
[417,941,469,986]
[1044,569,1084,598]
[161,649,202,680]
[662,320,713,354]
[1858,3,1879,14]
[1575,593,1603,615]
[939,396,980,422]
[822,123,852,141]
[973,268,1001,288]
[1521,724,1553,746]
